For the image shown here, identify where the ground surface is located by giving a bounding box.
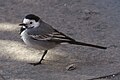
[0,0,120,80]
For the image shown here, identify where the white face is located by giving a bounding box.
[23,18,40,28]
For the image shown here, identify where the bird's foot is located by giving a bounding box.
[29,62,42,66]
[29,58,45,66]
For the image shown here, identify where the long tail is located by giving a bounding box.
[68,41,107,49]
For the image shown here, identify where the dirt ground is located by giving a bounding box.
[0,0,120,80]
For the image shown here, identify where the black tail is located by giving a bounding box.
[68,41,107,49]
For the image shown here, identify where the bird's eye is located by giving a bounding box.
[30,22,33,24]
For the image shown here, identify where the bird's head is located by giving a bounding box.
[19,14,40,34]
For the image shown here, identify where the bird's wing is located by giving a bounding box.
[28,28,75,43]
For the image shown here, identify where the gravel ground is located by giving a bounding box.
[0,0,120,80]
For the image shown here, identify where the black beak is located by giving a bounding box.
[19,23,27,34]
[19,23,27,26]
[19,26,26,34]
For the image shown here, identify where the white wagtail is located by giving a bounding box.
[19,14,107,66]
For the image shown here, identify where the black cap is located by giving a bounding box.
[25,14,40,22]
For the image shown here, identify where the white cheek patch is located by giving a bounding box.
[33,21,40,27]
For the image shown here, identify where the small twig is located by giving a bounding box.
[87,72,120,80]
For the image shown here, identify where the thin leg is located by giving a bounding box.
[39,50,48,62]
[29,50,48,66]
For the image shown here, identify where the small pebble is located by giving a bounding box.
[66,64,76,71]
[84,9,91,14]
[112,75,115,77]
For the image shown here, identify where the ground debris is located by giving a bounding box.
[66,64,76,71]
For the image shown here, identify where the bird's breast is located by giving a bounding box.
[20,30,59,50]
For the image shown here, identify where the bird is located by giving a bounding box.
[19,14,107,66]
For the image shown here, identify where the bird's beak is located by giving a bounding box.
[19,23,27,34]
[19,23,27,26]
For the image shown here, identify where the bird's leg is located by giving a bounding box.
[29,50,48,66]
[39,50,48,61]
